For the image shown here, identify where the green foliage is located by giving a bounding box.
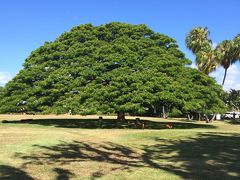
[233,34,240,61]
[185,27,212,54]
[225,89,240,111]
[0,22,226,116]
[216,35,240,85]
[0,87,5,102]
[185,27,218,75]
[186,27,240,85]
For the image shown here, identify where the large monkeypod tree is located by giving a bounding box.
[0,22,226,120]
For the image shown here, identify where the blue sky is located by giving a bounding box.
[0,0,239,90]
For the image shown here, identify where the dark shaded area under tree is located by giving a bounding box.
[2,118,216,129]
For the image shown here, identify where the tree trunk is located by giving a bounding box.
[117,112,125,121]
[153,106,157,115]
[222,68,228,86]
[210,114,216,122]
[162,106,166,118]
[198,113,201,121]
[151,105,157,116]
[166,112,169,119]
[205,114,210,123]
[166,105,170,119]
[187,114,193,120]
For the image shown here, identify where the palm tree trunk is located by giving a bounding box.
[222,68,228,86]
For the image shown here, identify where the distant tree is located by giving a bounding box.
[225,89,240,111]
[0,23,226,120]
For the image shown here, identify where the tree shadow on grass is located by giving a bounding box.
[15,133,240,179]
[142,132,240,180]
[53,168,74,180]
[16,141,142,179]
[0,165,34,180]
[3,118,216,129]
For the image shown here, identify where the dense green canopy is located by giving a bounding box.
[0,22,226,117]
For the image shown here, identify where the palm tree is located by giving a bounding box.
[216,35,240,86]
[185,27,212,54]
[196,49,218,75]
[186,27,240,84]
[186,27,218,75]
[233,34,240,61]
[216,40,234,85]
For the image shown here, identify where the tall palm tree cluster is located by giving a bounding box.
[186,27,240,85]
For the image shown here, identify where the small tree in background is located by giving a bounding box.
[225,89,240,112]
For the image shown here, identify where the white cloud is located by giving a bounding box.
[0,71,12,86]
[210,63,240,91]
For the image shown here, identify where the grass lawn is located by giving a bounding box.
[0,114,240,180]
